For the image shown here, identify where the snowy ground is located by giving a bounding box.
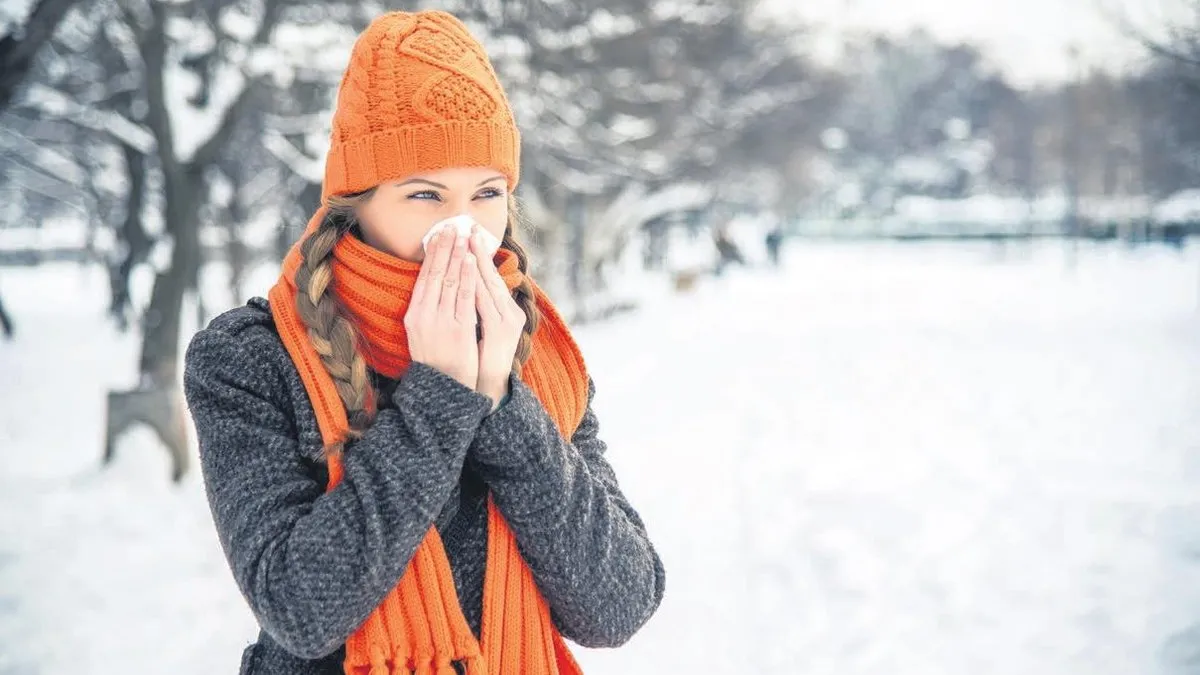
[2,239,1200,674]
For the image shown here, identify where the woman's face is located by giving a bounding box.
[356,166,509,261]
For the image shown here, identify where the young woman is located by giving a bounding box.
[183,10,665,675]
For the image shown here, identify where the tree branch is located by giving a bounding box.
[16,82,155,152]
[0,0,84,111]
[1097,0,1200,69]
[188,0,285,170]
[138,0,176,168]
[189,83,255,168]
[262,130,322,183]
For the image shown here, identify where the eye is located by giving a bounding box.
[406,190,442,202]
[475,187,504,200]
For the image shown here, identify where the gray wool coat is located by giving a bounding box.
[182,297,666,674]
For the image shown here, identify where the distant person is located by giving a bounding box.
[0,289,12,340]
[713,224,746,276]
[765,226,783,268]
[183,11,664,675]
[1162,223,1187,249]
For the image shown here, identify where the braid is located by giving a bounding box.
[502,195,542,375]
[293,204,375,457]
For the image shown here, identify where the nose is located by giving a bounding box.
[447,192,474,215]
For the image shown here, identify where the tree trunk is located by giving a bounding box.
[138,167,201,386]
[108,142,149,331]
[1063,81,1081,270]
[227,190,249,306]
[278,181,320,261]
[104,168,200,483]
[102,0,283,482]
[565,191,586,323]
[644,217,667,271]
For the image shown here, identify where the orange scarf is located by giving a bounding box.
[268,207,589,675]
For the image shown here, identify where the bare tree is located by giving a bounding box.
[14,0,301,480]
[1100,0,1200,195]
[436,0,831,308]
[0,0,89,339]
[0,0,84,110]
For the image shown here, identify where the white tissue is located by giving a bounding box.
[420,215,502,256]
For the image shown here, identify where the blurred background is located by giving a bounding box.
[2,0,1200,672]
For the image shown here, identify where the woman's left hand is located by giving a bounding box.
[471,228,526,411]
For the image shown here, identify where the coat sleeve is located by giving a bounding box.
[183,327,492,659]
[466,377,667,648]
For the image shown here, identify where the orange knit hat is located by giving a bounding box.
[322,10,520,201]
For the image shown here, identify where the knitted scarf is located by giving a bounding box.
[267,206,588,675]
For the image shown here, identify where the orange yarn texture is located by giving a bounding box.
[267,206,590,674]
[322,10,521,201]
[262,9,588,673]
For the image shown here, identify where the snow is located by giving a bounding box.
[600,182,711,237]
[0,219,91,251]
[0,0,35,38]
[890,194,1033,230]
[164,55,249,164]
[166,16,216,55]
[535,25,597,51]
[20,84,155,154]
[218,7,258,43]
[1031,192,1069,222]
[891,156,959,188]
[652,0,729,25]
[607,114,656,143]
[868,193,1165,237]
[1154,189,1200,224]
[2,240,1200,673]
[263,131,324,184]
[821,127,849,151]
[271,22,359,76]
[586,9,640,39]
[0,129,87,187]
[1083,196,1153,223]
[197,211,284,252]
[612,81,686,105]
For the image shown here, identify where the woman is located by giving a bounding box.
[183,10,665,675]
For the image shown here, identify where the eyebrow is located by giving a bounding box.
[396,178,447,189]
[396,175,506,190]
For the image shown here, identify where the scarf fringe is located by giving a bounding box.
[462,654,488,675]
[272,231,588,675]
[367,645,390,675]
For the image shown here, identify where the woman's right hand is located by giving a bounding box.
[405,225,480,389]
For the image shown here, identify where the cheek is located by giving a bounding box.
[357,202,435,262]
[474,199,509,243]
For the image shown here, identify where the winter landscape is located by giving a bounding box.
[5,0,1200,672]
[3,238,1200,675]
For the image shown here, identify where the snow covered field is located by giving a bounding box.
[2,239,1199,674]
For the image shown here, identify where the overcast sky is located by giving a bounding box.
[760,0,1171,87]
[0,0,1171,89]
